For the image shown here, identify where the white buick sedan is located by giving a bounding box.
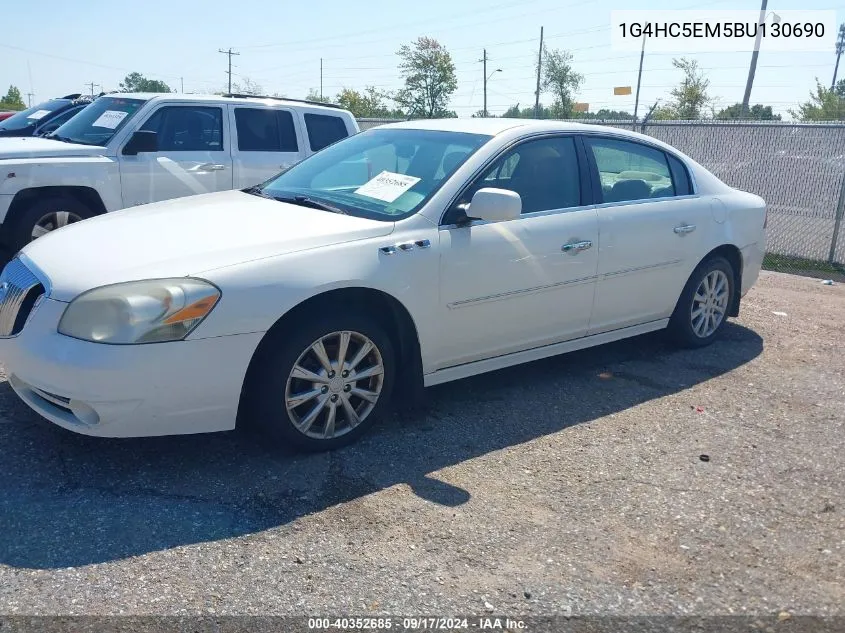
[0,119,766,451]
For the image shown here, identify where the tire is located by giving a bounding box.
[245,311,396,452]
[668,256,734,348]
[10,195,94,253]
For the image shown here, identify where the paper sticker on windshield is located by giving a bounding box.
[91,110,128,129]
[27,109,51,120]
[355,171,421,203]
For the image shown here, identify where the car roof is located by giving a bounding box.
[113,92,350,114]
[378,118,608,136]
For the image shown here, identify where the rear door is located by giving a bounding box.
[229,105,304,188]
[119,103,232,206]
[583,135,713,334]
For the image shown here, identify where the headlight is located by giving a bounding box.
[58,278,220,344]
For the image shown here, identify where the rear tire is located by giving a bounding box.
[244,311,396,452]
[10,195,93,253]
[668,256,734,348]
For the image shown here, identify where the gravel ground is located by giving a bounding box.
[0,271,842,617]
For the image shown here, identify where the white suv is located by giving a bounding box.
[0,93,359,252]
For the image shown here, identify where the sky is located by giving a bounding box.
[1,0,842,119]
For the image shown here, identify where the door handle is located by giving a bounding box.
[198,163,227,171]
[562,240,593,253]
[674,223,696,235]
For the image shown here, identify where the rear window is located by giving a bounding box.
[235,108,298,152]
[304,113,349,152]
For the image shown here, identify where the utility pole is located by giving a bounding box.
[180,77,184,93]
[534,26,544,118]
[632,34,646,130]
[25,92,33,107]
[320,58,323,100]
[482,49,488,117]
[832,24,845,90]
[86,81,99,96]
[741,0,767,118]
[219,47,240,94]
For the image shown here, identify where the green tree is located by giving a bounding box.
[305,88,331,103]
[119,72,172,93]
[716,103,781,120]
[1,85,25,110]
[336,86,395,118]
[576,108,635,121]
[663,58,711,119]
[540,47,583,119]
[789,79,845,121]
[394,37,458,118]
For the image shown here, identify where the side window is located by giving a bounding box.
[587,137,675,203]
[236,108,280,151]
[140,106,223,152]
[304,113,349,152]
[667,153,692,196]
[463,137,582,215]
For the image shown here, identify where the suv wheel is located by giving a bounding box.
[11,195,93,252]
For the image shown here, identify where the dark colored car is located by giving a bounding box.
[0,94,98,138]
[0,112,15,122]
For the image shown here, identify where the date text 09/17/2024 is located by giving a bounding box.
[307,617,528,630]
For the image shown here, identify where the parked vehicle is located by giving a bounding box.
[0,112,15,122]
[0,94,97,139]
[0,119,767,451]
[0,93,359,252]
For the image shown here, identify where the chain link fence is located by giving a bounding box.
[358,118,845,281]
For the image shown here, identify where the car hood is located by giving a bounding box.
[0,136,106,159]
[20,190,395,302]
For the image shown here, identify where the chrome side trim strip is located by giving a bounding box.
[448,275,598,309]
[603,259,683,278]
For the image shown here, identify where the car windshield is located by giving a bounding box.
[0,99,69,132]
[258,128,492,220]
[51,96,147,146]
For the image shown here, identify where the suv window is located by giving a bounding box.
[587,137,677,202]
[462,136,582,215]
[304,113,349,152]
[140,106,223,152]
[235,108,298,152]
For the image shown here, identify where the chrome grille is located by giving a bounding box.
[0,258,45,337]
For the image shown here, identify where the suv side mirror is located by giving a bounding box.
[465,187,521,223]
[123,130,158,155]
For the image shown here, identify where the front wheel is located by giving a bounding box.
[245,312,396,452]
[11,195,93,252]
[668,256,734,348]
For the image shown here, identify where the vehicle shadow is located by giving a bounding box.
[0,323,763,569]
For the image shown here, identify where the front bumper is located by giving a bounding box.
[0,297,263,437]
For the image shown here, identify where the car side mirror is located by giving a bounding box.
[123,130,158,155]
[465,187,521,223]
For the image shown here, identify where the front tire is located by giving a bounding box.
[668,256,734,348]
[246,312,396,452]
[11,195,93,253]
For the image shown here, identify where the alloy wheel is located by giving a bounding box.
[284,330,385,440]
[690,269,730,338]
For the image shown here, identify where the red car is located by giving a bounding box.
[0,112,15,122]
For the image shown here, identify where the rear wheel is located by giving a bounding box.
[245,312,395,451]
[11,195,93,252]
[668,256,734,348]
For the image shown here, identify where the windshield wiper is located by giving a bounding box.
[46,134,89,145]
[273,195,348,215]
[243,185,273,198]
